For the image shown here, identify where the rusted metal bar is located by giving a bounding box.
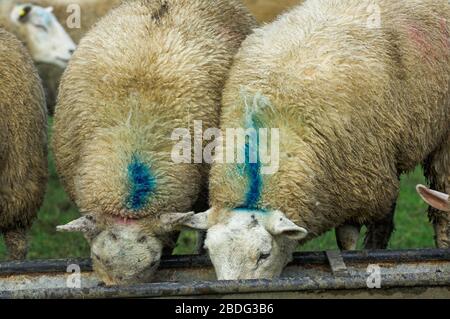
[0,259,92,275]
[1,271,449,299]
[1,249,448,275]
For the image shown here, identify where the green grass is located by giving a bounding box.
[0,121,434,260]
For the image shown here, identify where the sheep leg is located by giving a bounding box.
[162,231,180,256]
[432,215,450,248]
[423,134,450,248]
[364,204,396,250]
[336,224,361,250]
[4,228,28,260]
[195,231,207,254]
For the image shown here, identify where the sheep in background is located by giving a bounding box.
[0,28,48,260]
[0,0,122,43]
[0,2,76,114]
[18,0,123,43]
[54,0,256,285]
[175,0,450,279]
[0,2,75,67]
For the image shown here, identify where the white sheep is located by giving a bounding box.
[176,0,450,280]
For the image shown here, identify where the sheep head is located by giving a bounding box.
[57,214,164,286]
[177,208,308,280]
[10,4,76,68]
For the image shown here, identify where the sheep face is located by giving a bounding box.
[57,215,163,286]
[90,225,163,286]
[10,4,76,68]
[179,209,308,280]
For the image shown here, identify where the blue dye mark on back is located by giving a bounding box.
[242,137,262,209]
[237,110,263,210]
[125,154,156,211]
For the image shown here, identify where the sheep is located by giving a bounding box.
[174,0,450,280]
[0,2,75,67]
[243,0,304,23]
[417,185,450,212]
[0,28,48,260]
[0,0,122,43]
[16,0,123,43]
[53,0,256,285]
[0,1,76,114]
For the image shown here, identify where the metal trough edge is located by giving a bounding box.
[1,249,448,275]
[0,249,449,298]
[1,272,449,299]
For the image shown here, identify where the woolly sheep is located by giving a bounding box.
[0,28,48,260]
[54,0,256,285]
[176,0,450,279]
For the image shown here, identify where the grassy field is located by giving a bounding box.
[0,121,435,260]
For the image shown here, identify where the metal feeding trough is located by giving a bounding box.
[0,249,449,298]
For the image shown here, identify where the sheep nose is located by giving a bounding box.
[69,49,75,55]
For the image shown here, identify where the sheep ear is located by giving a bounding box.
[45,6,54,13]
[160,210,211,231]
[180,209,212,230]
[266,211,308,240]
[57,214,98,234]
[416,185,450,212]
[159,212,195,231]
[15,5,32,23]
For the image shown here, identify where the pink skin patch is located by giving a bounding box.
[408,24,434,59]
[439,18,449,51]
[407,19,449,62]
[112,216,138,225]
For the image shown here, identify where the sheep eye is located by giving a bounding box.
[258,253,270,263]
[137,236,147,243]
[33,23,48,32]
